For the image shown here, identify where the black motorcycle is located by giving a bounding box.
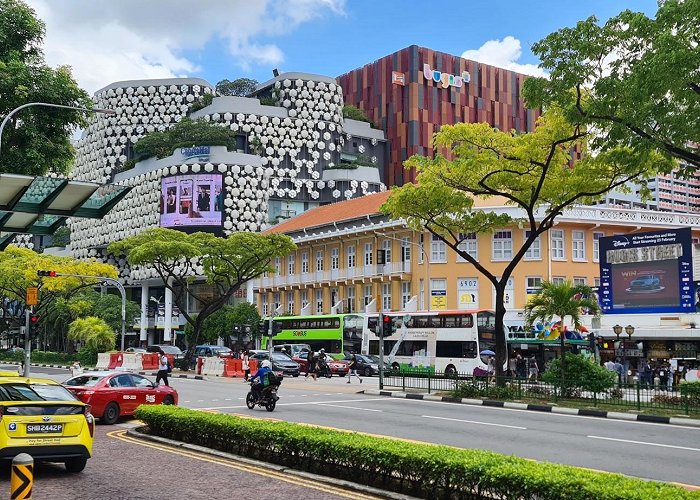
[246,375,282,412]
[315,359,333,378]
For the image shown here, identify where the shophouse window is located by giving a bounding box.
[492,230,513,260]
[594,277,601,287]
[315,289,323,314]
[457,232,478,261]
[382,283,392,311]
[551,277,565,285]
[274,257,281,275]
[572,231,586,261]
[330,287,339,307]
[347,245,356,268]
[573,277,587,286]
[363,285,373,306]
[331,248,339,270]
[401,237,411,262]
[316,250,324,272]
[346,286,356,313]
[301,252,309,273]
[287,296,294,315]
[431,234,446,262]
[593,232,604,262]
[551,229,565,260]
[527,277,542,290]
[382,240,392,263]
[364,243,373,265]
[261,295,268,316]
[524,230,541,260]
[401,281,412,309]
[273,292,281,311]
[287,255,295,275]
[418,234,425,264]
[300,290,308,308]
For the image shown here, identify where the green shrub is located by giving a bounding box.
[0,350,24,363]
[542,353,616,393]
[453,381,520,400]
[135,406,698,500]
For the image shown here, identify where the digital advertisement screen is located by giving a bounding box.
[159,174,223,229]
[598,228,695,314]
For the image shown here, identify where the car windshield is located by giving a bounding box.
[272,353,293,362]
[0,383,77,402]
[356,355,374,363]
[211,347,232,354]
[63,375,105,387]
[160,346,183,355]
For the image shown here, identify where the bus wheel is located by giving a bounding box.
[391,362,400,373]
[445,365,457,378]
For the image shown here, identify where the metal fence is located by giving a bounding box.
[382,370,700,415]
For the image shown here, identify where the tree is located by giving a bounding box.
[0,0,92,176]
[68,316,115,352]
[381,107,667,379]
[215,78,258,97]
[0,246,118,346]
[542,353,616,395]
[108,228,296,365]
[342,105,371,123]
[523,280,600,381]
[184,302,260,347]
[523,0,700,176]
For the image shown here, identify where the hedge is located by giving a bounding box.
[134,406,699,500]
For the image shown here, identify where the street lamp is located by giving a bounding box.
[0,102,116,156]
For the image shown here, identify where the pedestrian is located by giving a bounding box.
[515,354,526,379]
[156,350,169,386]
[346,352,363,384]
[667,362,675,391]
[658,362,668,391]
[528,357,538,381]
[614,358,624,385]
[642,360,652,387]
[604,359,615,372]
[508,356,516,377]
[305,350,317,380]
[487,355,496,382]
[242,350,250,381]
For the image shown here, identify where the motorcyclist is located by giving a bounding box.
[250,359,272,400]
[317,349,328,377]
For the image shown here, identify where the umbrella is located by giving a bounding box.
[480,349,495,356]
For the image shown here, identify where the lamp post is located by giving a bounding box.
[624,324,635,384]
[613,324,623,384]
[0,102,115,156]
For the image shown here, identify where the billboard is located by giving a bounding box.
[599,228,695,314]
[160,174,223,229]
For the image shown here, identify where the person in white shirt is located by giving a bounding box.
[156,351,169,386]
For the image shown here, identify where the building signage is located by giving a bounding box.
[422,64,470,88]
[181,146,210,161]
[391,71,406,86]
[457,278,479,309]
[431,289,447,310]
[599,228,695,314]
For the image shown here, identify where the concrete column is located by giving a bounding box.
[140,283,148,343]
[164,279,173,342]
[246,280,254,304]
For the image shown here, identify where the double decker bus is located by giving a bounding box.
[260,314,367,354]
[363,309,496,375]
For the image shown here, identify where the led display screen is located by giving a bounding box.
[159,174,223,228]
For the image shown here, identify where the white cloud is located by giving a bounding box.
[461,36,547,78]
[25,0,345,94]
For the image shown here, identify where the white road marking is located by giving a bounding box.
[317,403,382,412]
[197,398,389,410]
[422,415,527,430]
[588,435,700,452]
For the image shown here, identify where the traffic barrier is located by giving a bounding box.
[248,359,258,374]
[141,353,158,371]
[224,358,244,377]
[96,352,110,370]
[202,357,225,377]
[11,453,33,499]
[108,352,123,369]
[196,357,204,375]
[121,353,140,371]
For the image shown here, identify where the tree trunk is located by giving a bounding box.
[494,285,507,385]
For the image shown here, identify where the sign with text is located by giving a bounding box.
[26,287,38,306]
[457,277,479,309]
[599,228,694,314]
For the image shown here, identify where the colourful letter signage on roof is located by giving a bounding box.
[422,64,470,89]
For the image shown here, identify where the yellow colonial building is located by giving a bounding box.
[255,191,700,319]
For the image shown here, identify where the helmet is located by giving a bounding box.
[320,348,325,353]
[261,360,272,369]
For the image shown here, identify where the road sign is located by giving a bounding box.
[25,287,38,306]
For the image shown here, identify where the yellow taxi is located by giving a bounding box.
[0,373,94,472]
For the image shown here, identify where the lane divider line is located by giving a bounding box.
[422,415,527,430]
[316,404,382,412]
[587,435,700,452]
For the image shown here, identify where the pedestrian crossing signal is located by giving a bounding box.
[37,270,57,277]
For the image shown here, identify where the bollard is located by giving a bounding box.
[11,453,33,499]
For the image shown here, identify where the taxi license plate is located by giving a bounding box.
[26,424,63,434]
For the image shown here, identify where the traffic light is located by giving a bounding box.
[367,316,379,336]
[271,320,283,335]
[29,314,40,337]
[381,314,395,336]
[37,270,57,277]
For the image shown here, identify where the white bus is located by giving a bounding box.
[362,309,496,376]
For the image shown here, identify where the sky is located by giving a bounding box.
[25,0,659,96]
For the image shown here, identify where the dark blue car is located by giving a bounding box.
[629,275,660,290]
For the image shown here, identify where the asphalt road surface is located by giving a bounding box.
[10,365,700,489]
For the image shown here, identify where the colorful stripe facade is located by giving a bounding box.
[338,45,541,186]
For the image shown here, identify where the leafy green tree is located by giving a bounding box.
[0,0,92,176]
[523,280,600,380]
[381,107,666,378]
[215,78,258,97]
[542,353,616,395]
[342,104,371,123]
[108,228,296,365]
[131,118,242,162]
[523,0,700,175]
[68,316,115,352]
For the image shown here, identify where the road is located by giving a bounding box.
[10,365,700,488]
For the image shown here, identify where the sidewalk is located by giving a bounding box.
[363,388,700,428]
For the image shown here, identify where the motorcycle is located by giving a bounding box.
[246,374,282,412]
[315,360,333,379]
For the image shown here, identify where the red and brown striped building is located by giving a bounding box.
[337,45,541,186]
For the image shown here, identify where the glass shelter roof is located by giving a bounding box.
[0,173,131,247]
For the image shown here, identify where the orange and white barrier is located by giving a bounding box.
[96,353,110,370]
[223,358,245,377]
[141,353,159,371]
[202,357,225,377]
[108,352,123,369]
[121,352,140,371]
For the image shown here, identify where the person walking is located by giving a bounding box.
[487,355,496,382]
[515,354,526,379]
[346,352,363,384]
[528,357,539,381]
[305,350,317,380]
[667,362,675,391]
[155,350,170,386]
[242,350,250,382]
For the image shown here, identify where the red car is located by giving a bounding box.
[63,371,178,425]
[292,352,350,377]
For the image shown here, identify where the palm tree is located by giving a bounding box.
[523,281,600,383]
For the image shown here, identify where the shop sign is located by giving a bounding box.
[431,289,447,310]
[457,278,479,309]
[422,64,470,89]
[391,71,405,86]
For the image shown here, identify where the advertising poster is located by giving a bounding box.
[599,228,695,314]
[457,278,479,309]
[160,174,223,228]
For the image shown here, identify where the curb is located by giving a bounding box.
[363,389,700,428]
[126,426,416,500]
